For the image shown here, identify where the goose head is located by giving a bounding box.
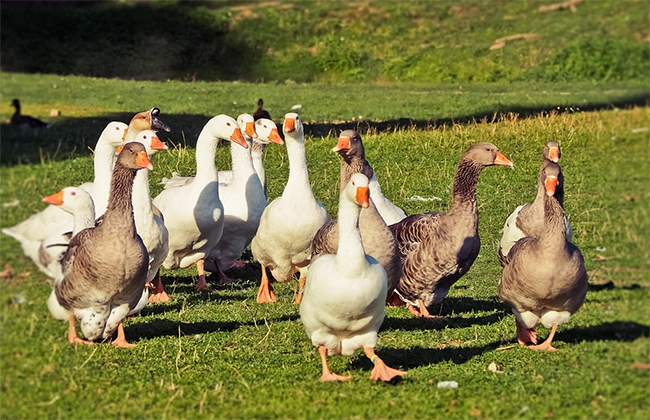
[542,161,562,196]
[543,141,561,163]
[128,107,171,136]
[463,142,513,168]
[237,114,258,140]
[119,129,168,157]
[333,129,364,161]
[11,99,20,109]
[118,142,153,171]
[42,187,94,214]
[254,118,284,145]
[100,121,130,148]
[346,173,370,208]
[282,112,304,140]
[207,114,247,149]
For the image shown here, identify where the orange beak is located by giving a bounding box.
[544,175,557,196]
[245,122,257,139]
[333,136,350,153]
[494,151,513,167]
[136,151,153,170]
[150,135,168,151]
[116,145,124,154]
[548,146,559,163]
[356,186,370,208]
[122,128,128,141]
[268,128,284,144]
[230,128,248,149]
[42,190,65,206]
[284,117,296,133]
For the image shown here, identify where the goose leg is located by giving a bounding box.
[364,347,406,382]
[195,259,211,291]
[529,324,558,351]
[216,263,240,284]
[148,272,169,303]
[293,274,306,304]
[318,345,351,382]
[516,319,538,345]
[256,264,277,303]
[68,313,93,345]
[230,259,247,269]
[111,322,136,348]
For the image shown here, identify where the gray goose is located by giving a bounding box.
[54,142,152,347]
[389,142,513,318]
[498,161,587,351]
[10,98,49,128]
[310,129,401,304]
[498,141,572,266]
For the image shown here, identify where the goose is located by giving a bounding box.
[54,142,152,347]
[10,98,49,128]
[2,121,129,273]
[498,141,573,266]
[369,174,407,226]
[203,115,283,285]
[124,107,171,142]
[122,130,170,305]
[389,142,513,318]
[251,112,329,303]
[499,162,588,351]
[253,98,271,121]
[310,129,401,304]
[153,115,246,292]
[300,173,407,382]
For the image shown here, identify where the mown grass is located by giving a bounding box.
[0,75,649,419]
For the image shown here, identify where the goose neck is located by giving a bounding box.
[132,169,154,223]
[335,195,366,271]
[340,157,374,192]
[284,137,313,195]
[194,129,220,182]
[230,140,256,182]
[449,158,482,214]
[105,163,137,234]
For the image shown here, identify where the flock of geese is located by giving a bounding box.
[4,101,587,381]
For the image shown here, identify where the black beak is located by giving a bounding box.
[150,107,171,132]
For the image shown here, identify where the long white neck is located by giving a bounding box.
[90,141,118,217]
[194,128,220,184]
[335,196,366,274]
[124,127,138,142]
[72,208,96,236]
[251,142,267,194]
[132,168,154,231]
[283,134,314,198]
[230,138,256,185]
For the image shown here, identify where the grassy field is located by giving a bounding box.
[0,73,649,419]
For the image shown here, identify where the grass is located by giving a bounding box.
[0,74,649,419]
[1,1,648,83]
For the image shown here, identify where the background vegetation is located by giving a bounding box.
[2,0,648,83]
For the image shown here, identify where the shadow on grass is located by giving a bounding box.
[558,321,650,344]
[382,311,504,332]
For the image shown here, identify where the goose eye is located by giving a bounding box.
[143,135,148,140]
[115,126,120,130]
[71,191,76,196]
[263,125,268,128]
[227,122,231,126]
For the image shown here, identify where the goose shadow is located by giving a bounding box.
[349,340,503,371]
[556,321,649,344]
[381,311,504,332]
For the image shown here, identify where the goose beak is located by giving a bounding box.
[333,136,350,153]
[136,151,154,170]
[42,190,65,206]
[548,146,559,163]
[116,145,124,154]
[544,175,558,196]
[150,108,171,132]
[150,135,168,151]
[268,128,284,144]
[356,186,370,208]
[122,128,128,141]
[230,128,248,149]
[245,122,258,139]
[284,117,296,133]
[494,151,513,167]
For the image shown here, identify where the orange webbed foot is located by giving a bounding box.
[320,371,352,382]
[195,274,211,292]
[369,358,407,383]
[257,282,277,303]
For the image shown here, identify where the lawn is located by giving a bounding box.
[0,73,648,419]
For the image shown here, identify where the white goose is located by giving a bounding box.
[251,112,329,303]
[300,173,407,382]
[153,115,246,292]
[2,121,128,274]
[204,115,283,284]
[369,173,407,226]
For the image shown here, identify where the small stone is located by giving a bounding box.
[437,381,459,389]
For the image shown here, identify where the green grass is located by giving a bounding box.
[0,75,648,419]
[1,1,648,83]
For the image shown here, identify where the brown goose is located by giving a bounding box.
[310,129,401,304]
[54,142,152,348]
[389,142,513,318]
[253,98,271,121]
[499,162,587,351]
[10,98,49,128]
[498,141,573,266]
